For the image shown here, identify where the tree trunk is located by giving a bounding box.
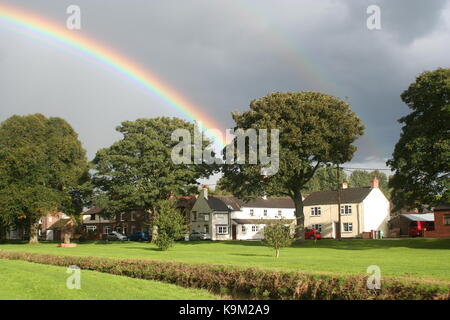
[292,192,305,240]
[64,231,71,244]
[275,248,280,258]
[28,219,39,244]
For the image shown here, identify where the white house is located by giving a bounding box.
[190,188,296,240]
[303,177,390,238]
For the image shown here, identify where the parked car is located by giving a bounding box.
[305,228,322,240]
[127,232,150,242]
[189,232,210,240]
[106,231,128,241]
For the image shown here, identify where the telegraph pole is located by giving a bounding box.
[336,164,342,241]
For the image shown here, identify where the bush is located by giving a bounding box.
[153,200,187,251]
[263,219,294,257]
[0,250,449,300]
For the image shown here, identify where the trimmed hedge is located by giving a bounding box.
[0,250,449,300]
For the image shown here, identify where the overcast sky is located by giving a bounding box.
[1,0,449,173]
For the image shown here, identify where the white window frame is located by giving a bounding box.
[444,214,450,225]
[250,209,254,216]
[204,214,209,221]
[241,225,246,233]
[120,212,125,221]
[217,225,228,235]
[312,224,322,232]
[340,205,352,215]
[310,207,321,216]
[278,210,282,217]
[86,225,97,232]
[263,209,268,216]
[104,226,111,234]
[342,222,353,233]
[252,225,259,232]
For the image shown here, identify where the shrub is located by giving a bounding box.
[153,200,187,251]
[0,250,449,300]
[263,219,294,257]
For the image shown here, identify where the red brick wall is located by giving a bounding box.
[424,210,450,238]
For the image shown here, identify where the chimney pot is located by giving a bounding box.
[341,180,348,189]
[371,176,379,188]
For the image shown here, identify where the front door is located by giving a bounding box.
[334,222,340,239]
[232,225,237,240]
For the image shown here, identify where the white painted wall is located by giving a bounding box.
[362,188,390,234]
[231,207,295,220]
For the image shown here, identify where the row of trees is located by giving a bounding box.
[0,68,448,245]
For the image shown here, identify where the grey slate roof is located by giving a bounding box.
[400,213,434,222]
[206,196,295,211]
[233,219,295,224]
[303,187,373,206]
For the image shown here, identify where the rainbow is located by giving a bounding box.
[0,3,226,147]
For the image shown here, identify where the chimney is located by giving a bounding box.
[370,176,379,188]
[341,180,348,189]
[262,195,267,200]
[201,185,208,199]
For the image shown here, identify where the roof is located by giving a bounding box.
[400,213,435,222]
[303,187,373,206]
[434,203,450,211]
[47,218,72,230]
[233,219,295,224]
[83,207,104,215]
[206,196,295,211]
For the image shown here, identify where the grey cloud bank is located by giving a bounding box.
[0,0,449,170]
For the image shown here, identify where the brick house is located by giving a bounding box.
[425,203,450,238]
[82,208,150,240]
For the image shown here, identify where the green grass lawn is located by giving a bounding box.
[1,238,450,281]
[0,259,219,300]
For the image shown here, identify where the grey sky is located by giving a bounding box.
[0,0,449,173]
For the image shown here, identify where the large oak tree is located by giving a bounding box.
[0,114,90,243]
[388,68,450,211]
[92,117,216,224]
[220,92,364,239]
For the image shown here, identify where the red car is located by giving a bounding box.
[305,228,322,240]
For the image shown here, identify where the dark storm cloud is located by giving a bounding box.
[0,0,449,169]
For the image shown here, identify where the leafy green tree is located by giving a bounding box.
[387,68,450,211]
[220,92,364,239]
[153,200,187,251]
[263,219,294,258]
[348,170,390,197]
[303,166,347,193]
[0,114,90,243]
[92,117,216,232]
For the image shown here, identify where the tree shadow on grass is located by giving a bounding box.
[218,239,450,250]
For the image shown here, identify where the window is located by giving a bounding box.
[90,214,96,221]
[340,205,352,215]
[278,210,282,217]
[252,225,259,232]
[104,226,111,234]
[250,209,254,216]
[241,225,246,233]
[204,214,209,221]
[342,223,353,233]
[193,211,197,221]
[120,213,125,221]
[444,214,450,225]
[130,211,135,221]
[263,209,268,216]
[86,225,97,232]
[217,225,228,235]
[312,224,322,232]
[204,225,209,233]
[48,216,53,223]
[310,207,321,216]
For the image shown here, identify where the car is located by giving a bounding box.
[305,228,322,240]
[189,232,210,240]
[106,231,128,241]
[127,231,150,242]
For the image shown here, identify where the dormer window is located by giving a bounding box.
[90,214,96,221]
